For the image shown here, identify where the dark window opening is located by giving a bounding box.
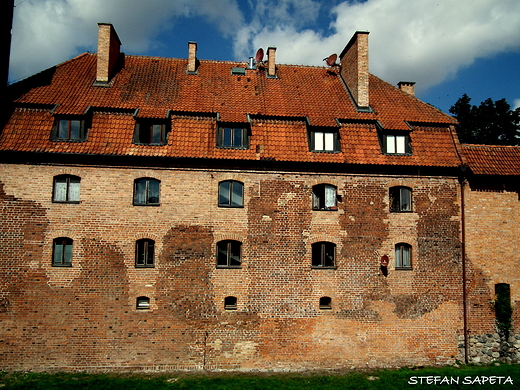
[312,242,336,268]
[53,175,81,203]
[319,296,332,310]
[218,127,249,149]
[136,296,150,310]
[134,178,160,205]
[135,239,155,267]
[217,240,242,268]
[495,283,513,335]
[134,121,168,145]
[395,243,412,269]
[218,180,244,207]
[312,184,337,210]
[224,296,237,310]
[390,186,412,212]
[53,237,73,266]
[310,130,339,152]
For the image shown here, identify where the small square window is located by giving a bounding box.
[53,175,81,203]
[134,121,168,145]
[218,180,244,207]
[134,178,160,205]
[53,237,73,266]
[217,240,242,268]
[319,296,332,310]
[395,243,412,269]
[224,296,237,310]
[389,186,412,212]
[312,184,337,211]
[217,127,249,149]
[136,296,150,310]
[312,242,336,268]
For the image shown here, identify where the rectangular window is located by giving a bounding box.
[217,240,242,268]
[218,127,248,149]
[390,187,412,212]
[52,118,87,142]
[312,184,337,210]
[134,121,168,145]
[311,130,339,152]
[395,243,412,269]
[53,175,81,203]
[383,134,411,155]
[53,237,73,266]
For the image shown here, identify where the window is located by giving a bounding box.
[135,239,155,267]
[395,243,412,269]
[134,178,160,205]
[312,242,336,268]
[217,126,249,149]
[319,296,332,310]
[382,134,411,155]
[224,296,237,310]
[133,121,168,145]
[312,184,337,210]
[389,186,412,212]
[218,180,243,207]
[53,118,86,141]
[53,175,80,203]
[53,237,73,266]
[310,130,339,152]
[136,296,150,310]
[216,240,242,268]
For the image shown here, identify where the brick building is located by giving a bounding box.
[0,24,518,371]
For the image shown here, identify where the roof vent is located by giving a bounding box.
[398,81,415,96]
[247,57,255,70]
[231,67,246,76]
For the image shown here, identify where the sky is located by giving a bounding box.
[8,0,520,114]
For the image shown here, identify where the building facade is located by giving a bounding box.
[0,24,518,371]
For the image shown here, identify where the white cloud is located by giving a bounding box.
[9,0,243,82]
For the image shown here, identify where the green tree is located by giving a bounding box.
[449,94,520,145]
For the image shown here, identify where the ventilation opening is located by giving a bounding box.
[224,296,237,310]
[319,296,332,310]
[136,296,150,310]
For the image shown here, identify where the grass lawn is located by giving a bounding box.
[0,364,518,389]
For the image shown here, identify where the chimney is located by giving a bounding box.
[398,81,415,96]
[187,41,198,74]
[267,47,277,78]
[339,31,369,109]
[95,23,121,85]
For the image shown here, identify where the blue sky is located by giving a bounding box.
[9,0,520,113]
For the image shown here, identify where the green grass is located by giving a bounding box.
[0,364,518,389]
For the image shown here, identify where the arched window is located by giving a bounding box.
[53,237,73,266]
[135,239,155,267]
[216,240,242,268]
[395,243,412,269]
[319,296,332,310]
[312,242,336,268]
[218,180,243,207]
[224,296,237,310]
[134,178,160,205]
[53,175,81,203]
[312,184,337,210]
[136,296,150,310]
[389,186,412,212]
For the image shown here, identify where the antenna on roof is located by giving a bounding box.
[255,48,265,67]
[324,53,338,67]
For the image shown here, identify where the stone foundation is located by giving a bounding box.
[460,331,520,364]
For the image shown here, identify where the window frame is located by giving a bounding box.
[216,240,242,268]
[309,128,340,153]
[312,184,338,211]
[217,126,249,149]
[133,177,161,206]
[312,241,337,269]
[135,239,155,268]
[133,120,169,145]
[218,180,244,208]
[51,117,88,142]
[52,175,81,203]
[389,186,412,212]
[381,132,412,155]
[52,237,73,267]
[395,243,412,269]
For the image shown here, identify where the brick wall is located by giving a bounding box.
[0,163,463,371]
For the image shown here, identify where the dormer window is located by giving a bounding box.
[382,133,412,155]
[133,120,168,145]
[217,126,249,149]
[51,117,87,142]
[309,128,339,152]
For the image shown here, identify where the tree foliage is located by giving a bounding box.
[449,94,520,145]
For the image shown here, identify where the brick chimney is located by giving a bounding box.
[398,81,415,96]
[267,47,277,78]
[187,41,198,74]
[95,23,121,85]
[339,31,369,109]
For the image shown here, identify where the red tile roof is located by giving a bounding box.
[1,53,462,168]
[462,144,520,175]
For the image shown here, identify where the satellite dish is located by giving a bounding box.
[324,53,338,67]
[255,48,264,63]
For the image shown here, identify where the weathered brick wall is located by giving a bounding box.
[463,182,520,363]
[0,163,463,371]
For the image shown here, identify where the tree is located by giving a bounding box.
[449,94,520,145]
